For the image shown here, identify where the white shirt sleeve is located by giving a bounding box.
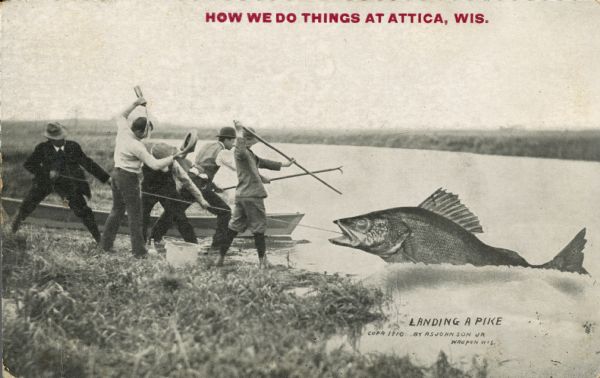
[130,142,170,170]
[216,149,236,171]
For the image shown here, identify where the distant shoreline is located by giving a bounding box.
[3,119,599,162]
[4,118,597,133]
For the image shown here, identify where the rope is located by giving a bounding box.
[57,174,342,235]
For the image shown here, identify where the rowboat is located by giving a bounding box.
[1,197,304,238]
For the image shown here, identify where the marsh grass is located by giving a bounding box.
[268,128,600,162]
[1,226,484,377]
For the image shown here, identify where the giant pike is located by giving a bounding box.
[329,189,588,274]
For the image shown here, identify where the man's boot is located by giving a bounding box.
[215,255,225,267]
[216,228,237,267]
[11,216,22,234]
[258,256,270,270]
[254,233,269,269]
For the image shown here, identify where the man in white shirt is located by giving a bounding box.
[100,97,185,258]
[212,148,237,204]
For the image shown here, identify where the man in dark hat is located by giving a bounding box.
[216,121,295,269]
[153,126,237,251]
[11,122,110,242]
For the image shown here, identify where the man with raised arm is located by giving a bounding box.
[145,127,237,251]
[216,121,295,269]
[101,96,184,258]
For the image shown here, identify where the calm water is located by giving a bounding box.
[159,138,600,377]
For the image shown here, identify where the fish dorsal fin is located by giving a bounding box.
[418,188,484,233]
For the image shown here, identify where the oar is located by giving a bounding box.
[220,166,343,191]
[234,121,343,195]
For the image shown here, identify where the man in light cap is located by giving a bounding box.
[216,121,295,269]
[11,122,110,242]
[141,136,209,246]
[157,126,237,251]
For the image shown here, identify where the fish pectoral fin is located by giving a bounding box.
[381,230,416,263]
[388,241,405,254]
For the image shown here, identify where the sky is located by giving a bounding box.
[2,0,600,130]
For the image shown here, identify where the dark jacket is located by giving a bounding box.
[234,137,281,198]
[24,140,110,198]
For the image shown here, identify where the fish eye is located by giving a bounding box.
[355,219,371,231]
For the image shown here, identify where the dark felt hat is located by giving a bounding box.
[44,122,67,140]
[216,127,236,139]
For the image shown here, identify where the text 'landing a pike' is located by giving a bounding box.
[329,189,588,274]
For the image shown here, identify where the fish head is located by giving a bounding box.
[329,210,409,256]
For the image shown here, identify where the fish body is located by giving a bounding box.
[330,189,588,274]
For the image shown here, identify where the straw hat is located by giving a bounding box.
[44,122,67,140]
[150,143,178,159]
[179,131,198,154]
[150,131,197,160]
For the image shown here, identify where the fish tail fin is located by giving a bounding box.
[540,228,588,274]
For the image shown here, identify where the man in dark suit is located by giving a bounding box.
[11,122,111,242]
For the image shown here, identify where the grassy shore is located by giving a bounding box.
[1,226,482,377]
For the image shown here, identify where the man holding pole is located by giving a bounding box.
[101,95,184,258]
[11,122,110,242]
[216,121,295,268]
[154,127,237,251]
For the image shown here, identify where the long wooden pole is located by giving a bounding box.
[237,123,343,195]
[134,86,152,133]
[221,166,343,191]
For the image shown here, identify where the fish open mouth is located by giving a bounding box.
[329,221,360,247]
